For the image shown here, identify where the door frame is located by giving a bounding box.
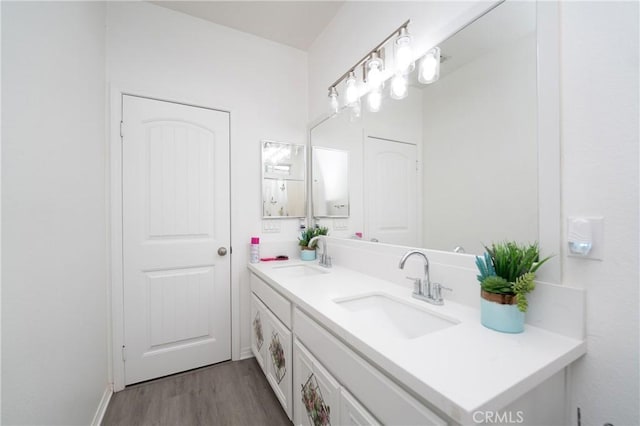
[108,85,237,391]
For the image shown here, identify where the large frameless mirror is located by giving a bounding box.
[310,1,541,254]
[312,147,350,218]
[261,140,306,218]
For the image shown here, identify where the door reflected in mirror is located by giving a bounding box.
[312,147,349,218]
[310,1,538,255]
[261,140,306,218]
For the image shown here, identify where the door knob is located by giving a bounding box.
[218,247,228,256]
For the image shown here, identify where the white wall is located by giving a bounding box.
[560,2,639,425]
[1,2,108,424]
[422,33,537,254]
[106,1,308,359]
[308,1,639,424]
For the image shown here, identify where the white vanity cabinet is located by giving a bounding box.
[250,275,293,419]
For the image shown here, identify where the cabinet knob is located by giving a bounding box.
[218,247,228,256]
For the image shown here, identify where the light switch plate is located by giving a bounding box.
[262,220,281,233]
[567,216,604,260]
[333,219,348,230]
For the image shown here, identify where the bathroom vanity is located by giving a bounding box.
[248,258,586,425]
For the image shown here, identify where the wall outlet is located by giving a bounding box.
[262,220,281,233]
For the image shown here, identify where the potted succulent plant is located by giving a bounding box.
[475,241,552,333]
[298,226,329,261]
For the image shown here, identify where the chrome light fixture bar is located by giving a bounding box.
[327,19,443,115]
[327,20,410,114]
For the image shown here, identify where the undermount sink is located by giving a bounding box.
[334,293,458,339]
[272,264,329,278]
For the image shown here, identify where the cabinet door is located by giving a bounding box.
[340,389,380,426]
[250,294,267,371]
[293,339,340,426]
[266,309,293,420]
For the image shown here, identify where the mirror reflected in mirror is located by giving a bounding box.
[310,2,537,255]
[261,140,306,218]
[312,147,350,218]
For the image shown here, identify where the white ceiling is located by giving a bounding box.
[150,1,345,51]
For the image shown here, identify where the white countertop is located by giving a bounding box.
[248,260,586,424]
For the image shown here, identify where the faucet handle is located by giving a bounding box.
[432,283,452,301]
[406,276,422,294]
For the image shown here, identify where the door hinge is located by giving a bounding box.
[120,121,124,138]
[121,346,127,362]
[416,160,419,171]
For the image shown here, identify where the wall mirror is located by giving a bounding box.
[261,140,306,218]
[312,147,350,218]
[310,1,560,281]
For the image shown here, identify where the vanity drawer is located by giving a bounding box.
[294,308,446,426]
[251,273,292,328]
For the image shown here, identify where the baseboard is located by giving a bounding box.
[91,385,113,426]
[240,346,254,360]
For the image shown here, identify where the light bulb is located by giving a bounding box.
[345,71,358,106]
[419,47,441,84]
[367,89,382,112]
[390,74,408,100]
[368,63,382,89]
[394,27,414,74]
[366,52,384,90]
[328,87,339,114]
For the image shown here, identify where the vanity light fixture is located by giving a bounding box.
[325,20,443,114]
[419,47,441,84]
[326,20,410,114]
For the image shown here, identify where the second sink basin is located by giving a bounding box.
[272,264,329,278]
[334,293,458,339]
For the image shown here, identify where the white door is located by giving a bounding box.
[364,136,419,246]
[122,95,231,385]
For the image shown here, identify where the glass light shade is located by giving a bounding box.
[394,28,414,74]
[390,74,408,100]
[349,98,362,122]
[419,47,441,84]
[344,72,359,106]
[367,89,382,112]
[366,52,384,90]
[328,87,339,114]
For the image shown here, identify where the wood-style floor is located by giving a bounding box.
[102,358,292,426]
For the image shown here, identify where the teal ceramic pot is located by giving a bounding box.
[300,248,316,261]
[480,290,525,333]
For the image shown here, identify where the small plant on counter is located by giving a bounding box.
[475,241,552,313]
[298,226,329,250]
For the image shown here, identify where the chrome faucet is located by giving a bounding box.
[398,250,451,305]
[309,236,331,268]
